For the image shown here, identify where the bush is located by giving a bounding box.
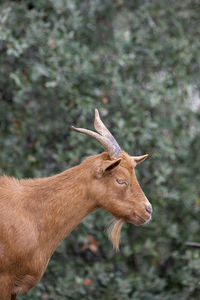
[0,0,200,299]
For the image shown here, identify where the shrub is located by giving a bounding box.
[0,0,199,299]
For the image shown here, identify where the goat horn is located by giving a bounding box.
[72,109,122,159]
[94,109,112,137]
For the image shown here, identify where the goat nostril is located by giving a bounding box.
[145,204,152,215]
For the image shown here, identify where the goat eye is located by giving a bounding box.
[116,179,127,185]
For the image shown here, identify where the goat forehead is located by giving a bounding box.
[115,166,136,182]
[119,152,135,169]
[119,160,135,174]
[113,168,129,179]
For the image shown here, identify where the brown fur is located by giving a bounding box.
[0,151,152,299]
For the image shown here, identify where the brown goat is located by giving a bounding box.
[0,109,152,299]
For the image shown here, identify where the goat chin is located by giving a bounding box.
[107,218,125,251]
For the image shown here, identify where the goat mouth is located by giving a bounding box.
[129,213,151,226]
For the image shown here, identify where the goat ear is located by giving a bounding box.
[96,159,121,178]
[132,154,148,166]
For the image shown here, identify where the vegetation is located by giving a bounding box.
[0,0,200,299]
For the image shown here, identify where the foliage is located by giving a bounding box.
[0,0,200,299]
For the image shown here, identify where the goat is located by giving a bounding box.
[0,109,152,300]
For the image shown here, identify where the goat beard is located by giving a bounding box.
[107,218,125,251]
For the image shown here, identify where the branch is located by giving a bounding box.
[185,242,200,248]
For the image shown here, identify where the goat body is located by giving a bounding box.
[0,152,151,299]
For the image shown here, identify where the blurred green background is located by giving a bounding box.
[0,0,200,299]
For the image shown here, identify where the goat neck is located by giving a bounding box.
[22,163,96,256]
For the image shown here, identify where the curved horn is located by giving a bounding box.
[72,109,122,159]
